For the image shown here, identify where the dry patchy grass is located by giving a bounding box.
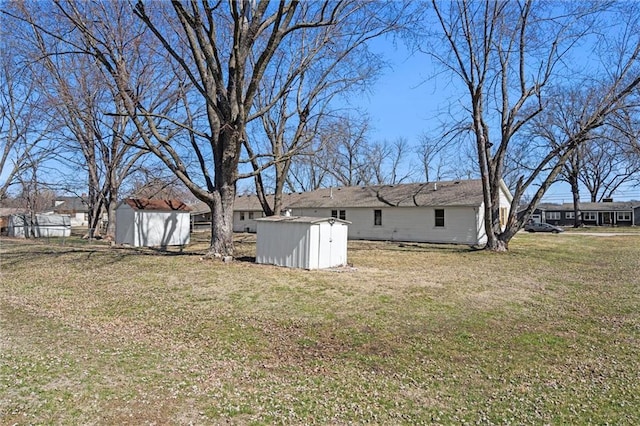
[1,232,639,424]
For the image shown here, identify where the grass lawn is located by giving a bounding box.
[1,232,639,424]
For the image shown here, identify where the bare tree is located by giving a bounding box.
[530,86,598,227]
[322,114,374,186]
[0,16,52,200]
[367,137,415,185]
[579,135,640,202]
[427,0,640,250]
[242,2,406,215]
[22,9,150,238]
[125,166,197,202]
[14,158,56,237]
[52,1,375,257]
[415,132,454,182]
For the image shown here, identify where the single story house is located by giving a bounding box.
[52,196,90,227]
[531,201,640,227]
[255,215,350,269]
[115,198,191,247]
[232,179,513,246]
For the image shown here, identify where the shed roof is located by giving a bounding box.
[256,215,351,224]
[235,179,492,211]
[122,198,191,212]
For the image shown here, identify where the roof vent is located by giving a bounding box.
[603,197,613,203]
[433,182,438,191]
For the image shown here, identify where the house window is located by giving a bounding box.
[583,212,597,221]
[547,212,561,220]
[240,212,245,221]
[248,212,254,220]
[435,209,445,227]
[331,210,346,220]
[374,209,382,226]
[617,211,631,221]
[565,212,574,219]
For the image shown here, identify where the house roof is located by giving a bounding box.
[234,179,492,211]
[536,201,637,212]
[122,198,191,212]
[256,216,351,225]
[53,196,89,213]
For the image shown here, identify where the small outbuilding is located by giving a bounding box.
[115,198,191,247]
[7,213,71,238]
[255,216,350,270]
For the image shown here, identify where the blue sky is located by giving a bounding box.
[352,36,640,203]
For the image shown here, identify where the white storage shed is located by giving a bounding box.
[115,198,191,247]
[7,213,71,238]
[255,216,350,270]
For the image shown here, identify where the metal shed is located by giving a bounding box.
[255,216,350,270]
[7,213,71,238]
[115,198,191,247]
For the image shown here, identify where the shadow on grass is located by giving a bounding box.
[0,238,210,269]
[348,241,482,254]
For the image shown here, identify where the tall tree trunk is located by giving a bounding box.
[208,129,239,257]
[209,186,235,257]
[571,179,582,228]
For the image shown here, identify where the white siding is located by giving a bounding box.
[256,219,349,269]
[115,204,135,245]
[291,206,483,245]
[233,210,263,232]
[138,211,190,247]
[7,214,71,238]
[116,206,190,247]
[316,221,349,268]
[256,221,313,268]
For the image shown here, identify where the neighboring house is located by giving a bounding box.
[115,198,191,247]
[532,201,639,227]
[52,196,90,227]
[190,197,268,232]
[255,215,350,269]
[7,213,71,238]
[231,179,513,246]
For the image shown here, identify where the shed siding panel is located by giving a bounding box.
[256,222,313,269]
[256,219,349,269]
[115,205,135,245]
[139,211,190,247]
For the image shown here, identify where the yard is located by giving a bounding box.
[1,231,639,424]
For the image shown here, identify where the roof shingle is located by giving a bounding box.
[233,179,487,211]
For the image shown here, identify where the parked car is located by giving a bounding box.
[524,222,564,233]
